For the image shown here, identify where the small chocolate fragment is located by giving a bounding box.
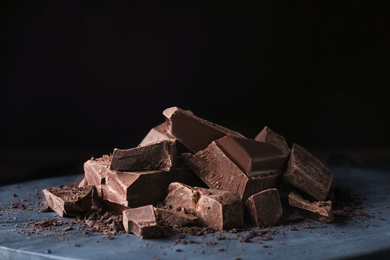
[43,186,93,217]
[84,155,111,186]
[78,178,88,188]
[123,205,165,238]
[163,107,245,153]
[139,122,176,147]
[283,144,333,201]
[110,140,176,171]
[155,207,197,227]
[164,182,245,231]
[255,126,291,156]
[288,192,334,222]
[214,135,287,176]
[182,142,282,202]
[245,188,283,227]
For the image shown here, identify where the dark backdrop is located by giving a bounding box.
[1,1,389,184]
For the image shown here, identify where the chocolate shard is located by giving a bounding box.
[214,135,287,176]
[245,188,283,227]
[163,106,245,153]
[43,186,93,217]
[283,144,333,201]
[155,207,198,227]
[110,140,176,172]
[84,155,111,186]
[123,205,165,238]
[288,192,334,222]
[255,126,291,156]
[92,187,131,214]
[139,122,176,147]
[78,178,88,188]
[182,142,282,202]
[164,182,244,231]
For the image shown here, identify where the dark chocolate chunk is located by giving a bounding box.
[163,107,245,153]
[214,135,287,176]
[123,205,165,238]
[283,144,333,201]
[182,142,282,202]
[110,140,176,172]
[84,155,111,186]
[255,126,291,156]
[288,192,334,222]
[139,122,176,147]
[155,207,198,227]
[164,182,198,213]
[42,186,93,217]
[245,188,283,227]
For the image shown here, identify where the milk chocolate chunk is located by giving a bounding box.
[215,135,287,176]
[182,142,282,202]
[110,140,176,172]
[43,186,93,217]
[163,106,245,153]
[245,188,283,227]
[283,144,333,201]
[84,155,111,186]
[288,192,334,222]
[255,126,291,156]
[155,207,197,227]
[123,205,165,238]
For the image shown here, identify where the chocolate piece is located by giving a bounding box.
[139,122,176,147]
[163,106,245,153]
[245,188,283,227]
[43,186,93,217]
[92,189,131,214]
[110,140,176,172]
[164,182,244,230]
[123,205,165,238]
[155,207,198,227]
[214,135,287,176]
[84,155,111,186]
[78,178,88,188]
[182,142,282,202]
[100,184,129,207]
[288,192,334,222]
[283,144,333,201]
[255,126,291,156]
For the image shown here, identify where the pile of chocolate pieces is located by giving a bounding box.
[43,107,334,239]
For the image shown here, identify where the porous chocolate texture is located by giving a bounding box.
[288,192,334,222]
[123,205,165,238]
[163,106,245,153]
[245,188,283,227]
[182,142,282,202]
[110,140,176,172]
[43,186,93,217]
[255,126,291,156]
[283,144,333,201]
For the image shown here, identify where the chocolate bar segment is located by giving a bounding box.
[139,122,176,147]
[110,140,176,171]
[182,142,282,202]
[245,188,283,227]
[215,135,287,176]
[288,192,334,222]
[255,126,291,156]
[43,186,93,217]
[123,205,165,238]
[155,207,197,227]
[163,107,245,153]
[84,155,111,186]
[283,144,333,201]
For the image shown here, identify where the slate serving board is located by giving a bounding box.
[1,167,390,260]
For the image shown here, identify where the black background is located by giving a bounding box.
[1,1,389,184]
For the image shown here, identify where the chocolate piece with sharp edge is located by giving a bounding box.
[182,142,282,202]
[283,144,333,201]
[255,126,291,156]
[84,155,112,186]
[215,135,287,176]
[288,192,334,222]
[155,207,198,227]
[245,188,283,227]
[123,205,165,238]
[110,140,176,171]
[43,186,93,217]
[163,106,245,153]
[139,122,176,147]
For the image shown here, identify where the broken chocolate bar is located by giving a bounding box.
[123,205,165,238]
[83,155,111,186]
[255,126,291,156]
[43,186,93,217]
[288,192,334,222]
[283,144,333,201]
[163,106,245,153]
[110,140,176,172]
[215,135,287,176]
[164,182,244,231]
[155,207,198,227]
[182,142,282,202]
[245,188,283,227]
[139,122,176,147]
